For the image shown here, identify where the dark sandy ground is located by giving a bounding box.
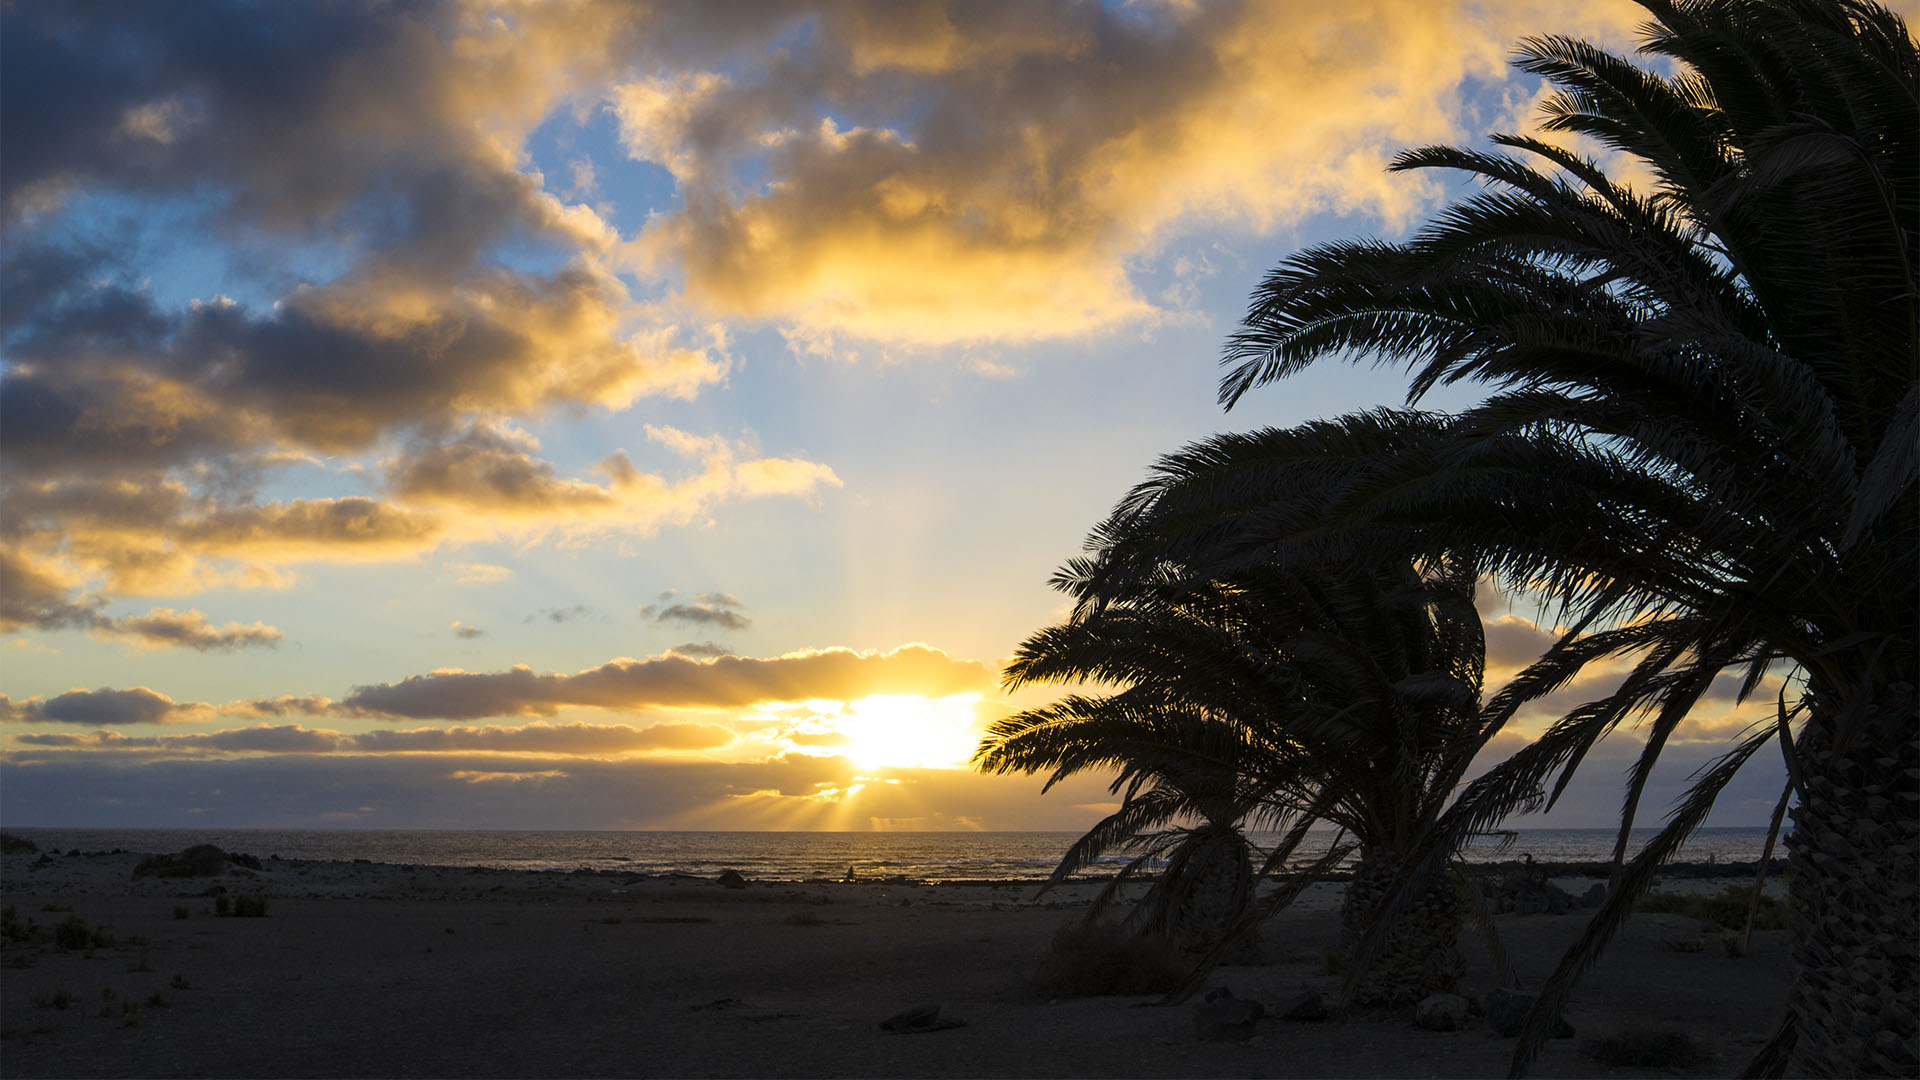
[0,849,1789,1078]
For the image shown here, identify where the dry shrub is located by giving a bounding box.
[1028,923,1187,998]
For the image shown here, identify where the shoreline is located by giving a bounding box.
[4,839,1783,889]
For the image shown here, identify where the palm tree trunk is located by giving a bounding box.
[1341,851,1464,1008]
[1168,827,1255,957]
[1776,682,1919,1078]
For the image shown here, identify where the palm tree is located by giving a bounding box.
[1082,1,1914,1073]
[977,555,1501,1006]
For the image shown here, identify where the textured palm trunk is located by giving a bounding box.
[1776,682,1919,1077]
[1168,827,1255,957]
[1340,851,1464,1008]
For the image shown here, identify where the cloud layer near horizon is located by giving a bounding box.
[0,644,995,727]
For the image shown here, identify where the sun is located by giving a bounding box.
[832,693,983,770]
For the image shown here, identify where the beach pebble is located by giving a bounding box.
[1193,987,1264,1041]
[1484,988,1575,1038]
[880,1002,965,1033]
[1414,993,1470,1032]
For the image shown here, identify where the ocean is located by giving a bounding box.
[0,826,1777,882]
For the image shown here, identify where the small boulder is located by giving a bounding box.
[880,1002,965,1033]
[1415,993,1471,1032]
[1193,987,1265,1041]
[716,869,748,889]
[1581,883,1606,909]
[1484,988,1575,1039]
[1276,990,1329,1022]
[132,844,232,879]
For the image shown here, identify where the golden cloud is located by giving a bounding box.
[340,644,995,720]
[621,0,1649,346]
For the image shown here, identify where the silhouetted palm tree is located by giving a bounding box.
[1081,1,1914,1073]
[977,556,1502,1005]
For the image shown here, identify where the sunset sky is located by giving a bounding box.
[2,0,1846,831]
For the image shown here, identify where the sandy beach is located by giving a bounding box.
[0,847,1790,1078]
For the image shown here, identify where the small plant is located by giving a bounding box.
[0,904,35,944]
[39,903,72,913]
[172,906,189,921]
[213,894,232,916]
[0,832,40,854]
[54,914,93,951]
[169,972,190,990]
[1028,923,1187,998]
[1636,884,1790,932]
[120,1001,140,1027]
[130,950,153,973]
[100,987,117,1002]
[1583,1025,1709,1068]
[1662,936,1707,953]
[230,894,268,917]
[146,991,168,1008]
[31,985,74,1010]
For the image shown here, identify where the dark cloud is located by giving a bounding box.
[451,621,487,640]
[341,644,994,720]
[349,720,734,755]
[0,749,1127,831]
[667,642,735,659]
[2,686,208,726]
[526,605,595,625]
[10,719,731,758]
[642,591,751,630]
[223,696,339,718]
[0,729,1774,831]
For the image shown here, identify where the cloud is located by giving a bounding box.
[642,590,752,631]
[1,686,210,726]
[527,605,595,625]
[7,719,734,757]
[0,726,1776,831]
[0,424,836,643]
[340,644,995,720]
[351,720,735,755]
[0,548,281,650]
[445,562,513,585]
[450,621,487,639]
[382,424,840,527]
[0,2,837,641]
[667,642,735,659]
[617,0,1647,347]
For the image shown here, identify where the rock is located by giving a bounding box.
[1276,990,1329,1022]
[716,869,748,889]
[132,844,233,879]
[1581,883,1606,908]
[1193,987,1265,1041]
[880,1002,965,1033]
[1415,993,1471,1032]
[1484,988,1575,1039]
